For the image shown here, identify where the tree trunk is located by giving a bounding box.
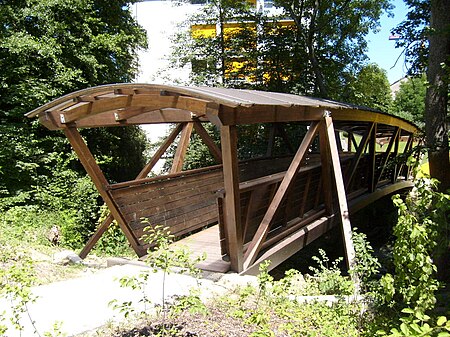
[425,0,450,282]
[425,0,450,192]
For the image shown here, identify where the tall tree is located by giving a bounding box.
[170,0,391,101]
[0,0,148,244]
[272,0,392,99]
[425,0,450,191]
[390,75,427,127]
[394,0,449,191]
[170,0,256,86]
[0,0,148,195]
[345,63,393,111]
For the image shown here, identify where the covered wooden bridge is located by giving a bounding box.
[26,84,418,275]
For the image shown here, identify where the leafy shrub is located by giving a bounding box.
[308,249,354,295]
[378,177,449,312]
[352,228,381,291]
[92,205,134,257]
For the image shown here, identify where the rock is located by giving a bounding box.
[53,250,83,265]
[216,273,258,290]
[47,225,61,245]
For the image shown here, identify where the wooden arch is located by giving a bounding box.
[27,83,419,274]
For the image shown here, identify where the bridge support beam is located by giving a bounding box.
[321,114,357,272]
[220,125,244,272]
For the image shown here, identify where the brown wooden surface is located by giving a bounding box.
[220,125,244,272]
[110,167,223,241]
[171,225,230,273]
[171,122,194,173]
[243,121,320,270]
[79,123,187,258]
[322,116,356,270]
[319,122,334,214]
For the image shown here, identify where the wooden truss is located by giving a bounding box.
[27,84,419,274]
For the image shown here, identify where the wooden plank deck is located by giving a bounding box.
[171,225,231,273]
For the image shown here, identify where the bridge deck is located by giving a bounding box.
[172,225,230,273]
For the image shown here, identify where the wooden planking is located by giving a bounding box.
[219,105,324,125]
[60,94,212,124]
[171,225,230,273]
[330,108,417,133]
[111,170,223,204]
[134,207,219,241]
[237,166,323,245]
[242,215,335,276]
[79,123,183,258]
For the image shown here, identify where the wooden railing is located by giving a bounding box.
[107,156,295,248]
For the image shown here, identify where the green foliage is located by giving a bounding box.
[363,175,450,337]
[217,262,361,337]
[390,75,427,127]
[345,63,393,111]
[0,149,102,249]
[351,228,381,291]
[181,123,220,171]
[308,249,354,295]
[378,177,449,313]
[378,308,450,337]
[0,244,37,335]
[392,0,430,76]
[92,205,133,257]
[169,0,391,100]
[0,0,149,254]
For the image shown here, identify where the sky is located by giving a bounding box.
[366,0,409,84]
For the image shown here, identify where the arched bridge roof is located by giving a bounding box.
[26,83,418,135]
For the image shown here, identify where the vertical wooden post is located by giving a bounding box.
[348,133,353,152]
[368,123,377,192]
[319,122,334,214]
[171,122,194,173]
[335,130,343,152]
[392,129,401,183]
[220,125,244,272]
[266,123,276,157]
[64,127,143,256]
[322,114,357,273]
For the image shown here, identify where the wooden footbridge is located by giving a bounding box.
[27,84,418,275]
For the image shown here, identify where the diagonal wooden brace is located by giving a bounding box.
[243,121,320,270]
[79,123,184,258]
